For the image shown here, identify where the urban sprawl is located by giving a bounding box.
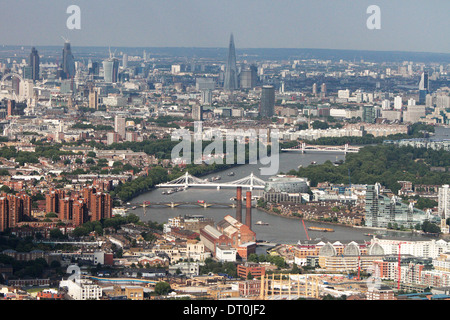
[0,35,449,301]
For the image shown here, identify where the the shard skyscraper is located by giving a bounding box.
[223,33,238,91]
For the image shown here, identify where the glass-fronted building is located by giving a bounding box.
[365,183,429,228]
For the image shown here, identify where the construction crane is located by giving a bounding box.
[357,255,361,281]
[302,220,311,241]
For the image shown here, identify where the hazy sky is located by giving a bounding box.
[1,0,449,53]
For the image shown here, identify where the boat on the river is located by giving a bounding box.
[308,226,334,232]
[227,172,235,176]
[255,221,269,226]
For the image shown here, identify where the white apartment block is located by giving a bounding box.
[372,238,450,259]
[60,279,102,300]
[168,262,200,277]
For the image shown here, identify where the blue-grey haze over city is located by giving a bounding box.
[1,0,449,53]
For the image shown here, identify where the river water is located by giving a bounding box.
[130,148,438,245]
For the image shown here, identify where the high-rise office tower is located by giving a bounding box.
[103,58,119,83]
[122,53,128,68]
[89,87,99,110]
[29,47,40,81]
[240,65,257,89]
[23,66,33,80]
[200,89,212,106]
[192,104,203,121]
[88,61,99,75]
[62,40,76,79]
[223,34,238,91]
[196,77,216,91]
[419,71,429,104]
[362,105,376,123]
[438,185,450,220]
[260,85,275,118]
[114,115,126,138]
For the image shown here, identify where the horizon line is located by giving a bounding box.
[1,44,449,56]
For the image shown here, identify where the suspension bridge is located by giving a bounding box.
[282,142,360,154]
[155,171,266,190]
[127,201,255,209]
[126,201,262,212]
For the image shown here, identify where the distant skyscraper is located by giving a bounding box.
[192,104,203,121]
[240,65,257,89]
[89,87,99,110]
[62,41,76,79]
[196,78,216,91]
[312,83,317,96]
[419,71,429,104]
[88,61,99,75]
[438,185,450,220]
[122,53,128,68]
[22,66,33,80]
[394,96,402,109]
[114,115,126,138]
[200,89,212,106]
[29,47,39,81]
[103,58,119,83]
[260,85,275,118]
[320,83,327,98]
[223,34,238,91]
[362,105,376,123]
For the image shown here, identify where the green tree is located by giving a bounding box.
[154,281,172,295]
[49,228,67,240]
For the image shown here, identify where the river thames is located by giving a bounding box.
[128,147,439,245]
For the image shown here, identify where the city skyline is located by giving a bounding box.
[0,0,449,54]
